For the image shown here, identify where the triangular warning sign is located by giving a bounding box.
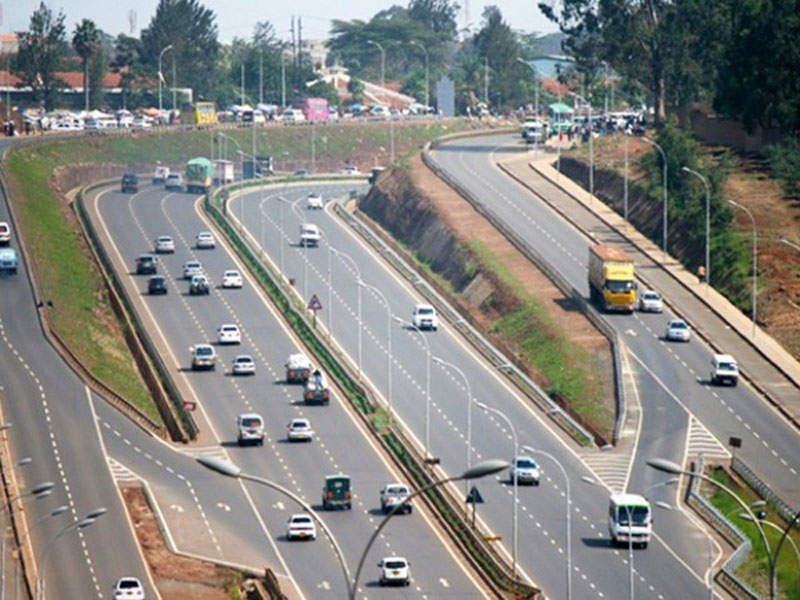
[466,485,483,504]
[307,294,323,311]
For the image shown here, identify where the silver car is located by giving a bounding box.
[183,260,203,279]
[510,456,540,485]
[637,290,663,312]
[665,319,691,342]
[154,235,175,253]
[196,231,215,249]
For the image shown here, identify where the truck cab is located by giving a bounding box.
[608,494,652,548]
[588,245,637,313]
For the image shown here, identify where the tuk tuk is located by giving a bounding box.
[322,474,352,510]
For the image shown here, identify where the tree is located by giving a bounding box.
[112,34,144,109]
[13,2,68,110]
[407,0,459,38]
[72,19,100,110]
[347,77,365,103]
[307,81,340,107]
[140,0,219,100]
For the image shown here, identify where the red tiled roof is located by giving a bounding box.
[0,70,124,88]
[541,78,569,96]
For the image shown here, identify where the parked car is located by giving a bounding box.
[121,173,139,193]
[222,269,243,288]
[371,105,391,119]
[189,274,210,295]
[196,231,215,249]
[133,116,152,130]
[232,354,255,375]
[293,169,309,177]
[148,275,168,295]
[190,344,216,370]
[322,474,351,510]
[340,166,361,176]
[152,165,169,183]
[183,260,203,279]
[154,235,175,253]
[378,557,410,587]
[113,577,145,600]
[665,319,691,342]
[286,418,313,442]
[637,290,664,313]
[0,221,11,245]
[380,483,412,514]
[165,173,183,191]
[135,254,157,275]
[710,353,738,386]
[306,192,323,210]
[510,456,541,485]
[237,413,265,446]
[411,304,438,331]
[217,323,241,344]
[286,514,316,541]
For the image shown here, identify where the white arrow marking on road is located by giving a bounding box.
[316,581,330,590]
[169,504,184,513]
[439,578,450,588]
[625,329,638,337]
[216,502,231,512]
[272,500,285,511]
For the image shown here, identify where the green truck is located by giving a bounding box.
[185,157,213,193]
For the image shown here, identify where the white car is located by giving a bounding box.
[710,353,739,386]
[232,354,255,375]
[113,577,145,600]
[190,344,216,370]
[286,513,317,540]
[380,483,412,514]
[510,456,541,486]
[306,192,323,210]
[280,108,306,122]
[152,165,169,183]
[133,116,152,129]
[638,290,663,313]
[371,105,391,119]
[237,413,265,446]
[287,418,314,442]
[217,324,241,344]
[222,269,243,288]
[412,304,438,331]
[183,260,203,279]
[165,173,183,191]
[196,231,215,249]
[378,557,410,586]
[341,166,361,176]
[299,223,321,247]
[665,319,691,342]
[0,221,10,245]
[154,235,175,253]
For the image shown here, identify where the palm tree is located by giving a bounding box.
[72,19,100,110]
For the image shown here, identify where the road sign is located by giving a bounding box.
[307,294,323,312]
[466,486,483,504]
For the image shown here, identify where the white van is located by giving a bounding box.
[710,354,738,386]
[608,494,652,548]
[299,223,321,247]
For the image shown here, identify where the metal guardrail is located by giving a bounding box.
[75,180,197,441]
[206,181,541,598]
[731,456,797,524]
[418,141,613,446]
[685,456,761,600]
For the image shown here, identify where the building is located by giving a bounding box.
[308,65,416,111]
[0,70,127,108]
[0,33,19,56]
[299,39,329,71]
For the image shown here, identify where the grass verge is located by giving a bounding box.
[705,467,799,599]
[3,120,473,429]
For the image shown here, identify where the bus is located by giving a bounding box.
[185,157,213,194]
[608,494,652,548]
[194,102,218,126]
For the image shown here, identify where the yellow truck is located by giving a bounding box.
[588,245,637,312]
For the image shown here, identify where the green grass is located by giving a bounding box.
[4,121,474,430]
[705,467,800,600]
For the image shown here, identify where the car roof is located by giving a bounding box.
[149,275,165,281]
[138,253,155,259]
[415,303,434,310]
[224,269,239,274]
[239,412,263,420]
[157,235,172,240]
[235,354,253,360]
[186,260,201,265]
[220,324,239,329]
[290,513,313,520]
[195,343,214,349]
[610,493,649,506]
[714,353,736,362]
[382,556,407,562]
[668,319,687,325]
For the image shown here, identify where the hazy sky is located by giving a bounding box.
[7,1,557,41]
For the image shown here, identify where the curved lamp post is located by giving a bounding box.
[642,136,668,258]
[157,44,174,117]
[330,248,363,377]
[394,316,431,461]
[727,200,758,337]
[357,280,393,423]
[681,166,711,295]
[431,356,473,493]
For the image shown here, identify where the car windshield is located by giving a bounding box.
[516,459,537,469]
[187,262,200,268]
[223,326,237,332]
[118,580,140,589]
[670,321,688,329]
[292,420,309,428]
[387,486,408,494]
[241,417,262,428]
[643,292,660,300]
[236,356,252,363]
[719,362,737,371]
[196,347,213,356]
[225,271,239,277]
[292,516,312,524]
[385,560,406,569]
[606,280,634,293]
[617,505,650,525]
[417,307,434,315]
[139,256,153,263]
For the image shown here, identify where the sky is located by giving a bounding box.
[6,1,557,42]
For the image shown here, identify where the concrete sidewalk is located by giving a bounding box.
[497,150,800,428]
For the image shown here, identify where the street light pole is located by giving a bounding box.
[366,40,386,87]
[522,446,572,600]
[157,44,173,118]
[570,92,593,197]
[395,317,431,460]
[410,41,429,110]
[476,401,518,581]
[682,166,711,295]
[516,58,539,116]
[624,133,629,221]
[728,200,758,336]
[642,136,669,258]
[432,356,473,493]
[358,280,393,423]
[331,248,363,377]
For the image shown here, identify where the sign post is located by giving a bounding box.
[307,293,323,328]
[466,485,484,529]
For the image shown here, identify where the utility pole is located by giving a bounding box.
[171,53,177,110]
[240,63,245,106]
[483,57,488,105]
[259,48,263,105]
[281,46,286,107]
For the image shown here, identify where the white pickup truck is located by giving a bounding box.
[299,223,321,247]
[380,483,412,514]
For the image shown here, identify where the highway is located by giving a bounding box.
[231,181,714,599]
[430,134,800,510]
[0,169,154,598]
[89,182,486,599]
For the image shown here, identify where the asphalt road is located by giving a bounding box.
[431,135,800,511]
[91,182,486,599]
[0,172,153,599]
[232,182,714,600]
